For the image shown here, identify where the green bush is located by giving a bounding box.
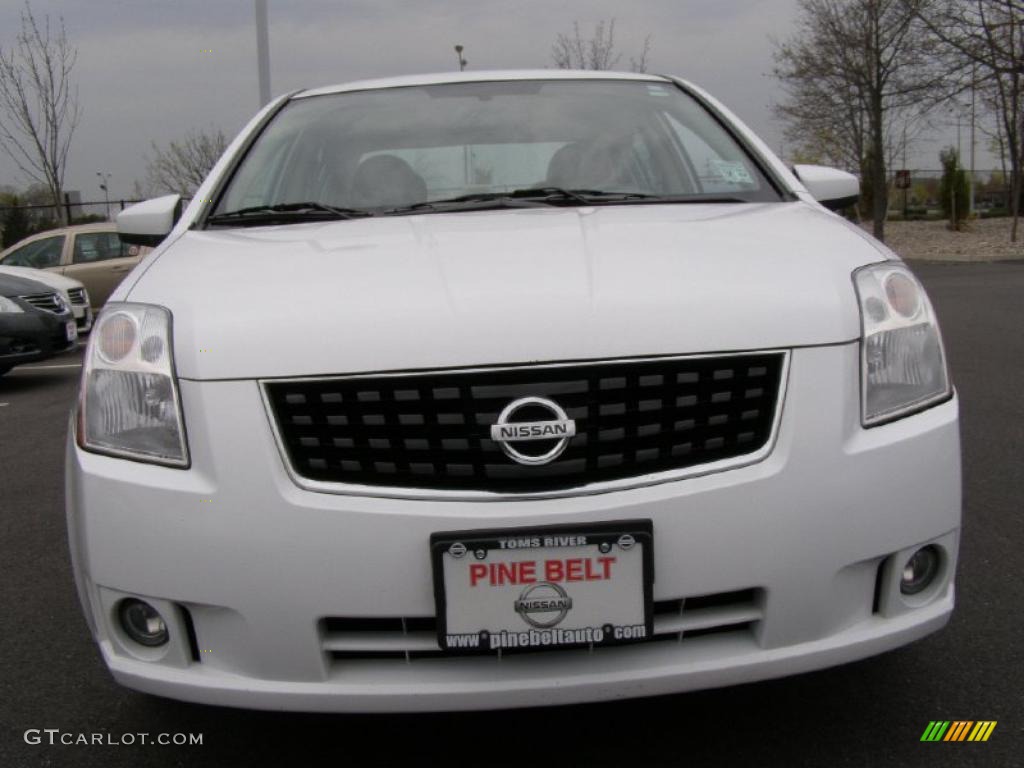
[939,147,970,230]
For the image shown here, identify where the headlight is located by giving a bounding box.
[0,296,24,313]
[854,263,951,425]
[77,303,189,466]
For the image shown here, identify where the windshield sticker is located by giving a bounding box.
[710,160,754,185]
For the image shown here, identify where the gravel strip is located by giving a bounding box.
[861,218,1024,262]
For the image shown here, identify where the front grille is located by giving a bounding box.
[264,352,785,494]
[19,292,62,313]
[321,588,763,662]
[67,287,86,305]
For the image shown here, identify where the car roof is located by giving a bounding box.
[296,69,674,99]
[31,222,115,236]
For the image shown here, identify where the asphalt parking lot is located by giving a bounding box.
[1,261,1021,768]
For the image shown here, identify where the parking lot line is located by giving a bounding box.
[13,363,82,370]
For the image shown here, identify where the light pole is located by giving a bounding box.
[949,106,965,227]
[255,0,271,106]
[96,172,111,220]
[902,124,908,220]
[956,110,962,161]
[969,63,977,215]
[453,45,469,184]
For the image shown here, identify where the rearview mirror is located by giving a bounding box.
[117,195,183,247]
[792,165,859,211]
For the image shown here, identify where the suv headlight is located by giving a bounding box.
[854,263,951,425]
[77,303,189,466]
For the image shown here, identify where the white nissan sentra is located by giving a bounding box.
[66,71,960,712]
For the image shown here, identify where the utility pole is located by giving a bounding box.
[956,111,962,159]
[453,44,467,71]
[969,63,976,216]
[255,0,271,106]
[902,125,908,220]
[953,110,961,227]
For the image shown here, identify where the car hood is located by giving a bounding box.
[0,265,80,295]
[127,202,887,380]
[0,272,59,298]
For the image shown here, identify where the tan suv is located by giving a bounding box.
[0,223,148,312]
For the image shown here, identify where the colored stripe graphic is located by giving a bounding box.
[944,721,973,741]
[968,722,997,742]
[921,721,996,742]
[921,721,950,741]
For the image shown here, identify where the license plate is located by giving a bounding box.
[65,321,78,342]
[431,521,653,653]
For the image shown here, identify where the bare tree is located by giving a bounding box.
[0,3,80,224]
[630,35,652,74]
[914,0,1024,240]
[774,78,869,170]
[981,108,1011,203]
[145,128,228,196]
[773,0,943,241]
[775,82,925,172]
[551,19,652,72]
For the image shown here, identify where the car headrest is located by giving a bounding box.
[351,155,428,208]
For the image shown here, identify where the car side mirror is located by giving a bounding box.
[792,165,860,211]
[117,195,183,248]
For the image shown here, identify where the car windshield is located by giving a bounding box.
[210,78,781,223]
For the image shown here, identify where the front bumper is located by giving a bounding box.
[65,343,961,711]
[1,310,75,367]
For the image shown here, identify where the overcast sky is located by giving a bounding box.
[0,0,979,203]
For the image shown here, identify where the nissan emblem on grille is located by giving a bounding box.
[490,396,576,466]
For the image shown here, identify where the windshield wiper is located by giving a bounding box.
[209,192,751,224]
[207,201,373,226]
[382,188,748,215]
[382,194,549,215]
[531,190,750,204]
[499,187,601,204]
[382,188,652,215]
[443,187,662,205]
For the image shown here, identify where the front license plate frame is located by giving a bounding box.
[431,520,654,654]
[65,320,78,342]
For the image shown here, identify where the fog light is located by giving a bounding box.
[900,546,940,595]
[118,599,169,647]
